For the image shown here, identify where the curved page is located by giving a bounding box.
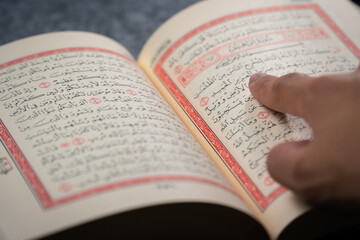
[138,0,360,238]
[0,32,249,240]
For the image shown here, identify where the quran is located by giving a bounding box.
[0,0,359,239]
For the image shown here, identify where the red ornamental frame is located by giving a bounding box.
[0,48,236,209]
[154,4,360,210]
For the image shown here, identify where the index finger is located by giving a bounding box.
[248,72,313,119]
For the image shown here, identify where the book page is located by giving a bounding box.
[0,32,251,240]
[138,0,360,238]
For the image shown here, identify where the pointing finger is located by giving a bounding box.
[249,73,313,120]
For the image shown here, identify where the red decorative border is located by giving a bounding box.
[177,28,329,87]
[0,47,137,69]
[0,48,237,209]
[154,4,360,210]
[0,121,52,204]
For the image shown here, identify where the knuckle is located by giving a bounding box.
[271,75,287,92]
[281,72,305,81]
[301,77,327,116]
[307,76,328,94]
[272,73,303,92]
[269,74,295,103]
[271,72,309,106]
[308,73,359,101]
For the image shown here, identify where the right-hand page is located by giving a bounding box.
[138,0,360,238]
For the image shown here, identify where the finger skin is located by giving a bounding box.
[249,66,360,203]
[249,72,313,121]
[267,140,333,203]
[266,140,311,190]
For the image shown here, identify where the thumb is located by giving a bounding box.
[267,140,313,192]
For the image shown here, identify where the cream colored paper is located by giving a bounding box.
[0,32,249,240]
[138,0,360,238]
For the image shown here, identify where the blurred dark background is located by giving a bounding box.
[0,0,200,58]
[0,0,359,58]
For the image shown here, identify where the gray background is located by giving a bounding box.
[0,0,200,58]
[1,0,359,58]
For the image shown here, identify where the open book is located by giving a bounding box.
[0,0,359,239]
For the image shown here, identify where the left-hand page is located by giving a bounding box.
[0,32,248,240]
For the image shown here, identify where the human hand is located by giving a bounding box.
[249,66,360,203]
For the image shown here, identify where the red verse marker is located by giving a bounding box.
[264,176,275,187]
[39,82,51,88]
[257,111,270,119]
[89,98,102,104]
[200,97,209,107]
[126,89,137,96]
[72,137,85,146]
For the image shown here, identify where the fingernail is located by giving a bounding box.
[250,73,267,84]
